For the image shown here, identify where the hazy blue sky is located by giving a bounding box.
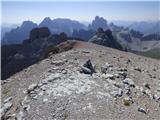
[2,1,159,24]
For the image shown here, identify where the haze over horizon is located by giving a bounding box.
[2,1,159,25]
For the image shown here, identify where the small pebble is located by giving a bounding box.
[138,107,147,114]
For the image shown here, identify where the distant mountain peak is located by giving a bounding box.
[95,16,105,20]
[39,17,53,28]
[22,20,34,25]
[21,21,37,28]
[43,17,52,21]
[89,16,108,30]
[40,17,52,24]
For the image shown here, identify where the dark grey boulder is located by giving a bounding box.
[80,59,95,74]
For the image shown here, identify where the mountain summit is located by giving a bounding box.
[88,16,108,30]
[1,40,160,120]
[39,17,53,27]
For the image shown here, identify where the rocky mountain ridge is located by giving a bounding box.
[1,27,69,80]
[2,16,159,47]
[89,28,123,50]
[1,24,160,80]
[128,21,160,34]
[114,29,160,52]
[1,41,160,120]
[2,18,86,45]
[2,21,38,44]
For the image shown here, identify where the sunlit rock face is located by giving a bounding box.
[89,27,123,50]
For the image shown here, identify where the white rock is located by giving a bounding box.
[43,98,48,102]
[41,80,48,85]
[102,74,114,79]
[62,70,67,74]
[114,73,120,78]
[21,96,30,106]
[4,102,13,111]
[111,89,123,97]
[28,83,38,92]
[43,73,61,83]
[105,62,113,68]
[52,67,59,70]
[4,97,12,103]
[138,107,147,114]
[101,63,113,73]
[0,102,13,117]
[40,85,47,91]
[113,82,123,88]
[153,93,160,101]
[16,111,25,120]
[32,95,38,100]
[123,78,135,87]
[38,91,44,96]
[51,60,65,65]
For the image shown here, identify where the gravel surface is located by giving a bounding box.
[1,41,160,120]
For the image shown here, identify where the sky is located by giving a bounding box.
[1,1,160,24]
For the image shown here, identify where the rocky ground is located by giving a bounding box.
[1,41,160,120]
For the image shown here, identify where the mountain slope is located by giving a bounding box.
[1,41,160,120]
[1,27,68,80]
[115,29,160,52]
[129,21,160,34]
[2,21,38,45]
[133,48,160,59]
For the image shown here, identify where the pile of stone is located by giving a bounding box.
[80,59,96,74]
